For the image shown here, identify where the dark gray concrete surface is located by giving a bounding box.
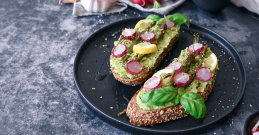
[0,0,258,134]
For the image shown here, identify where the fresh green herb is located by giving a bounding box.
[154,0,161,8]
[156,18,165,26]
[146,14,160,22]
[141,86,177,106]
[156,13,189,27]
[180,92,206,119]
[172,96,179,105]
[172,87,185,105]
[167,13,190,27]
[141,85,206,119]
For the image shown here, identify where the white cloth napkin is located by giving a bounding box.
[119,0,185,15]
[73,1,128,16]
[73,0,186,17]
[231,0,259,15]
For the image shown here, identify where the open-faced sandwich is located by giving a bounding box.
[110,14,190,86]
[126,34,219,126]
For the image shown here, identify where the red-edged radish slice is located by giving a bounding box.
[166,19,175,29]
[159,23,166,30]
[144,76,162,92]
[166,62,182,73]
[196,67,212,82]
[122,28,136,40]
[251,118,259,135]
[141,31,155,42]
[133,0,147,7]
[252,131,259,135]
[174,72,190,86]
[188,43,203,55]
[126,60,143,75]
[112,44,127,58]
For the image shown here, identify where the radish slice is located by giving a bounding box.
[112,44,127,58]
[166,19,175,29]
[251,118,259,135]
[252,131,259,135]
[126,60,143,75]
[196,67,212,82]
[122,28,136,40]
[166,62,182,73]
[159,23,166,30]
[141,31,155,42]
[188,43,203,55]
[174,72,190,86]
[144,76,162,92]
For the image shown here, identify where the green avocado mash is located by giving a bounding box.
[185,48,216,93]
[136,47,217,111]
[110,22,180,79]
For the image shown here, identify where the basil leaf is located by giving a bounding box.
[141,86,177,106]
[172,96,180,105]
[172,87,185,105]
[167,13,190,27]
[154,0,161,8]
[156,18,165,26]
[173,87,185,105]
[180,92,206,119]
[146,14,160,22]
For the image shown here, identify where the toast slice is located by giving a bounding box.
[126,72,216,126]
[110,14,189,86]
[110,32,180,86]
[126,44,218,126]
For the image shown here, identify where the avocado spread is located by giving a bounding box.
[110,20,180,79]
[136,47,217,111]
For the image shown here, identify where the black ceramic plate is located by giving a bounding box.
[74,18,246,134]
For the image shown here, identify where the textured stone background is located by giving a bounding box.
[0,0,259,134]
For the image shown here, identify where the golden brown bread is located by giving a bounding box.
[110,32,180,86]
[126,72,217,126]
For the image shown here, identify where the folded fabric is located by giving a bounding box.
[119,0,185,15]
[73,1,128,16]
[231,0,259,15]
[73,0,185,17]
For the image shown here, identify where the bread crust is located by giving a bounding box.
[110,32,180,86]
[126,72,217,126]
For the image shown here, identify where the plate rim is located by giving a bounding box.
[73,17,246,134]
